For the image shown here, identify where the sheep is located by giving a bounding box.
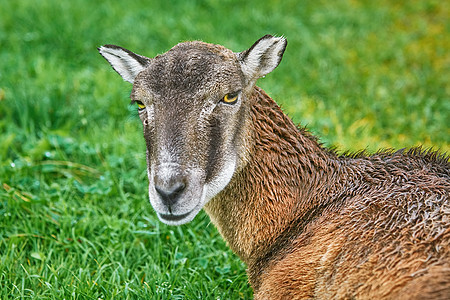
[99,35,450,299]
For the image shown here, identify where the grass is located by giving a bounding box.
[0,0,448,298]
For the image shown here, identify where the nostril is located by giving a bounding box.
[154,181,186,206]
[171,182,186,195]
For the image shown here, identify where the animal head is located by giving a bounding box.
[99,35,287,225]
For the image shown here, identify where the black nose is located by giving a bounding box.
[154,181,186,207]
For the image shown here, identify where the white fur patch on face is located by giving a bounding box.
[200,100,216,119]
[145,104,154,121]
[204,158,237,203]
[147,156,236,225]
[147,164,207,226]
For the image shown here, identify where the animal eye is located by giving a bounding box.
[222,92,239,104]
[136,101,146,111]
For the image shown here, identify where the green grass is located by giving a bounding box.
[0,0,448,298]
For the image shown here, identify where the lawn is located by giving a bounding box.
[0,0,448,298]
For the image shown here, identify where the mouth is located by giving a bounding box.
[159,211,192,223]
[157,206,200,225]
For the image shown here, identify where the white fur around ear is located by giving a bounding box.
[98,45,151,83]
[238,35,287,83]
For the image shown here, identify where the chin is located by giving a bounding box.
[155,198,205,226]
[157,210,197,226]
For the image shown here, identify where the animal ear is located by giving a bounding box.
[98,45,151,83]
[237,35,287,83]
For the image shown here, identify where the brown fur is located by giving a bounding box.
[100,37,449,299]
[204,86,450,299]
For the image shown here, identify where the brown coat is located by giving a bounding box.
[100,35,449,299]
[205,87,450,299]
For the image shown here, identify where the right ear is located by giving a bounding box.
[237,35,287,84]
[98,45,151,83]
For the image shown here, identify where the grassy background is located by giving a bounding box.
[0,0,448,298]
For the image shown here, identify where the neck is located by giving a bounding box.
[204,86,340,281]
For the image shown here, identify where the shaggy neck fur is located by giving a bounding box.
[204,86,342,279]
[204,87,450,294]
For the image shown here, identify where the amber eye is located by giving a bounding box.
[222,92,239,104]
[136,101,146,111]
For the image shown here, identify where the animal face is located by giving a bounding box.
[133,42,248,225]
[99,35,286,225]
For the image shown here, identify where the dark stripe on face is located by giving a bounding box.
[231,104,247,148]
[206,117,222,182]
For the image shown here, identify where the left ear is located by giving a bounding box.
[98,45,151,84]
[237,35,287,84]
